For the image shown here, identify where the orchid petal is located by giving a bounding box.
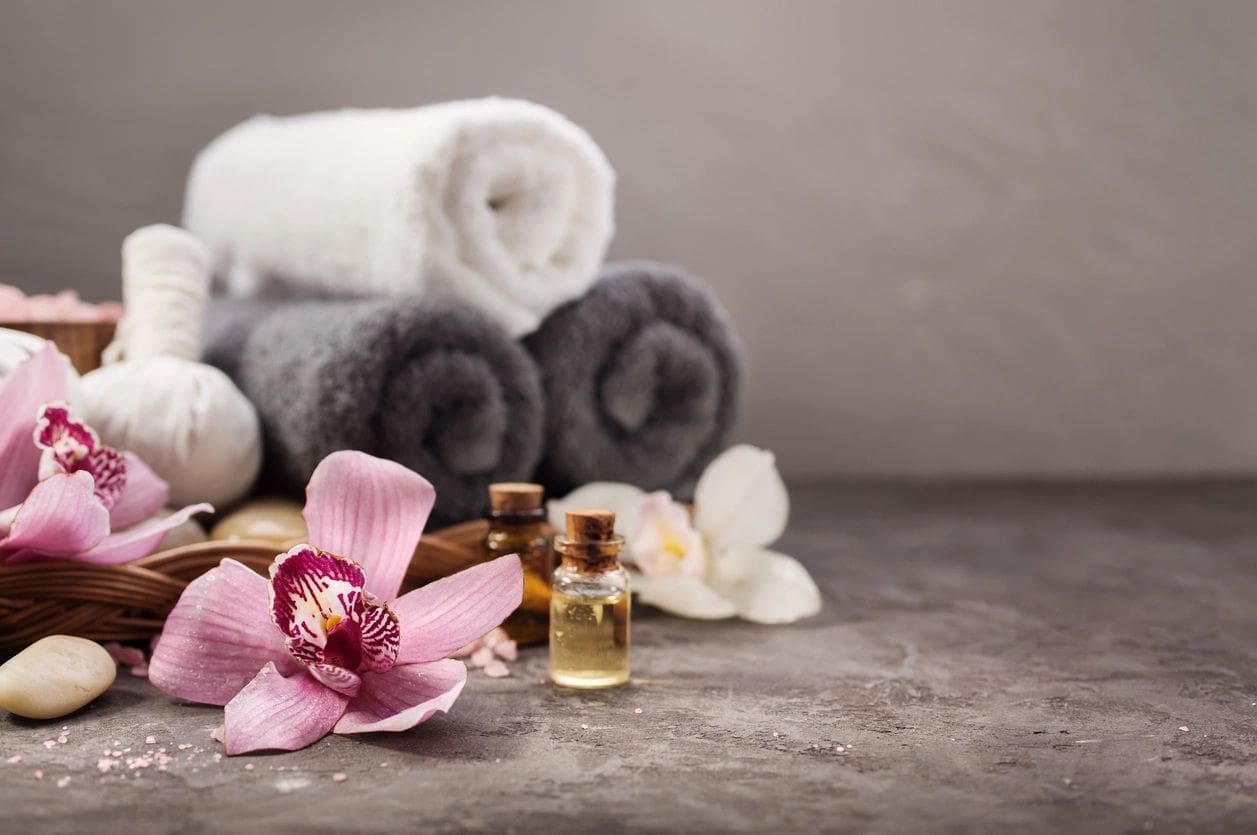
[333,658,466,735]
[694,445,789,550]
[0,472,109,561]
[70,502,212,565]
[0,344,66,507]
[393,555,522,665]
[108,452,170,530]
[269,544,367,665]
[308,663,362,697]
[715,547,822,625]
[630,491,707,579]
[547,482,646,536]
[149,559,296,706]
[304,451,434,601]
[633,573,738,620]
[222,663,349,754]
[357,603,401,673]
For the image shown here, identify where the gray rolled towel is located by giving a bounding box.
[524,261,743,497]
[204,298,544,526]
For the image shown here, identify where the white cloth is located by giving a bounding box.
[183,97,616,337]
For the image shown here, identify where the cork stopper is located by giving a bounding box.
[565,509,616,542]
[489,483,544,512]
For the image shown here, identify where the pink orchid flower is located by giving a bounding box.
[0,344,211,564]
[148,450,523,755]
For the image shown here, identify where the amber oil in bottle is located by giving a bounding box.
[483,482,553,646]
[550,509,630,689]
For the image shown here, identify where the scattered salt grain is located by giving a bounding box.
[581,724,589,730]
[97,758,118,773]
[6,755,21,764]
[178,744,192,750]
[772,732,779,739]
[244,764,254,771]
[145,736,156,745]
[56,736,68,745]
[483,659,510,678]
[835,745,845,752]
[56,776,71,788]
[42,740,57,749]
[213,753,222,762]
[1178,726,1190,732]
[332,773,347,783]
[633,708,642,715]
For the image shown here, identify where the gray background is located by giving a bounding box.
[3,0,1256,479]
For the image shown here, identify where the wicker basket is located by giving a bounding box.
[1,321,116,374]
[0,519,498,652]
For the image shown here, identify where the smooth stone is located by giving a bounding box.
[0,635,117,719]
[210,497,308,546]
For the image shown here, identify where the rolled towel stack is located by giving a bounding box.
[525,262,742,496]
[204,299,545,527]
[185,97,615,337]
[184,97,745,521]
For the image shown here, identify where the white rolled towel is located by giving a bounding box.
[184,97,616,337]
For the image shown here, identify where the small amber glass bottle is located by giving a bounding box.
[550,509,630,689]
[483,483,553,646]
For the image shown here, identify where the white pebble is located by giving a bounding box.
[0,636,116,720]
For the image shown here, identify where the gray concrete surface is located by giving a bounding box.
[3,482,1257,833]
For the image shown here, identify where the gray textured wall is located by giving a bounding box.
[3,0,1256,478]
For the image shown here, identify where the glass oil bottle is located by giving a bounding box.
[550,509,630,689]
[483,482,553,646]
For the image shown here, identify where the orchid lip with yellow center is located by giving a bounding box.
[32,401,127,509]
[631,491,707,579]
[268,544,401,697]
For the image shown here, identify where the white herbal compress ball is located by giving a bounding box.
[81,224,262,508]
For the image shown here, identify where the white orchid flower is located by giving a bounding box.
[548,445,821,624]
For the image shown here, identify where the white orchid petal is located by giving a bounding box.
[694,445,789,550]
[633,574,738,620]
[630,491,706,579]
[717,548,821,625]
[547,482,646,535]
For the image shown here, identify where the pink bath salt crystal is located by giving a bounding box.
[210,725,225,743]
[97,758,118,773]
[33,770,43,780]
[243,764,254,771]
[56,776,71,788]
[470,646,496,668]
[5,755,20,764]
[144,736,156,745]
[102,642,146,668]
[42,740,57,749]
[332,773,347,783]
[177,744,192,751]
[130,663,149,678]
[483,659,511,678]
[56,736,68,745]
[493,640,518,662]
